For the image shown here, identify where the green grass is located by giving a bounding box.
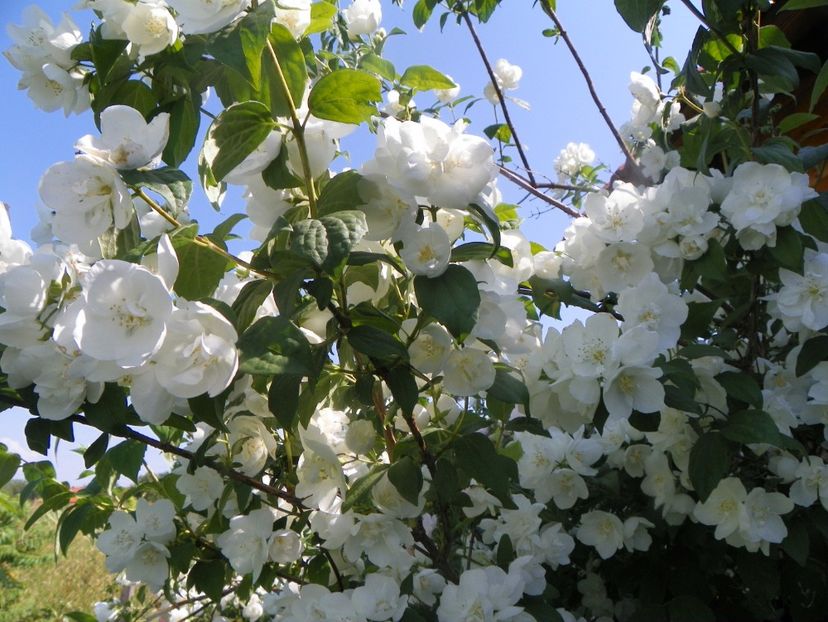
[0,491,119,622]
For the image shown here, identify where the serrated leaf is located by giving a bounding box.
[238,316,314,376]
[291,211,368,272]
[317,171,365,217]
[400,65,456,91]
[208,102,276,182]
[413,0,438,29]
[308,69,382,124]
[359,53,396,81]
[414,265,481,338]
[688,432,731,501]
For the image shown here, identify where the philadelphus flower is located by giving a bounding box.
[273,0,312,39]
[576,510,625,559]
[356,174,417,241]
[228,415,279,476]
[343,0,382,38]
[166,0,250,34]
[39,155,133,247]
[76,105,170,170]
[20,62,90,116]
[774,251,828,331]
[554,142,595,181]
[408,323,452,374]
[399,223,451,278]
[216,508,274,580]
[442,348,496,396]
[435,75,461,103]
[175,465,224,511]
[55,260,173,368]
[120,1,179,57]
[484,58,523,104]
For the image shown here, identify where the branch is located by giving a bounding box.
[70,414,303,506]
[539,2,638,170]
[498,166,579,217]
[461,12,537,184]
[678,0,742,57]
[265,39,318,217]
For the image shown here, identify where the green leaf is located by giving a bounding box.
[263,23,308,118]
[0,450,21,489]
[384,366,420,414]
[348,325,409,365]
[268,374,302,429]
[483,123,513,143]
[412,0,438,29]
[208,102,276,182]
[614,0,665,32]
[777,112,820,134]
[796,335,828,376]
[688,432,731,501]
[84,384,129,433]
[63,613,98,622]
[238,316,314,376]
[387,456,423,505]
[343,464,389,512]
[25,491,73,530]
[261,144,303,190]
[752,138,804,172]
[721,410,804,454]
[107,440,146,483]
[308,69,382,124]
[779,0,828,10]
[768,226,804,272]
[232,280,274,332]
[317,171,366,217]
[811,59,828,111]
[208,3,272,84]
[120,167,192,217]
[450,241,513,266]
[799,196,828,242]
[291,211,368,272]
[487,365,529,405]
[171,231,228,300]
[25,419,51,455]
[307,2,338,34]
[188,559,227,602]
[400,65,456,91]
[451,433,517,502]
[163,96,200,168]
[359,53,397,81]
[84,433,110,469]
[414,265,481,338]
[715,371,763,408]
[530,276,601,320]
[781,518,810,566]
[496,534,515,570]
[57,503,94,556]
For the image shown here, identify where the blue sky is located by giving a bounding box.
[0,1,698,481]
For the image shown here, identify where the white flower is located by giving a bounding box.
[176,466,224,511]
[693,477,748,540]
[77,105,170,170]
[484,58,523,104]
[39,155,133,246]
[273,0,312,39]
[216,508,274,580]
[352,574,406,622]
[583,185,644,243]
[268,529,303,563]
[97,511,143,572]
[344,0,382,38]
[345,419,376,455]
[356,174,417,241]
[576,510,625,559]
[617,272,688,352]
[228,415,278,476]
[4,7,81,73]
[153,301,238,399]
[19,62,90,116]
[775,251,828,331]
[224,130,283,184]
[124,540,169,589]
[603,364,665,420]
[622,516,654,552]
[595,242,654,294]
[56,260,173,367]
[121,2,179,57]
[167,0,250,34]
[442,348,496,396]
[296,429,346,511]
[435,75,461,103]
[741,487,793,545]
[135,498,176,544]
[629,71,661,110]
[408,322,452,374]
[554,142,595,180]
[400,223,451,278]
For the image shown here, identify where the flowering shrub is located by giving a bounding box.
[1,0,828,620]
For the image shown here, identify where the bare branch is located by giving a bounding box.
[499,166,579,217]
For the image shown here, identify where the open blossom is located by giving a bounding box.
[693,477,748,540]
[273,0,312,38]
[344,0,382,37]
[442,348,496,396]
[39,155,133,247]
[120,1,179,57]
[576,510,625,559]
[399,223,451,278]
[773,251,828,331]
[77,106,170,170]
[166,0,250,34]
[55,260,173,368]
[217,508,275,580]
[554,142,595,180]
[4,6,81,73]
[484,58,523,104]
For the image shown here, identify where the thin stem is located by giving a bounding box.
[134,189,274,278]
[265,39,318,217]
[461,11,537,184]
[679,0,742,57]
[539,1,638,170]
[498,166,579,217]
[70,414,303,506]
[536,181,596,193]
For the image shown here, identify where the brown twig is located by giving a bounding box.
[70,414,303,506]
[461,11,537,185]
[539,1,638,170]
[498,166,579,217]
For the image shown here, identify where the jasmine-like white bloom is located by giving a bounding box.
[442,348,496,396]
[273,0,312,39]
[622,516,654,552]
[538,522,576,568]
[18,62,90,116]
[774,251,828,331]
[4,6,81,73]
[228,416,278,476]
[617,272,688,352]
[693,477,748,540]
[484,58,523,104]
[124,540,170,589]
[629,71,661,110]
[343,513,416,571]
[741,487,793,545]
[77,105,170,170]
[413,569,446,606]
[435,75,461,103]
[407,322,452,374]
[554,142,595,181]
[576,510,625,559]
[39,155,133,246]
[583,185,644,243]
[56,260,173,368]
[153,301,238,399]
[547,468,589,509]
[268,529,303,563]
[167,0,250,34]
[720,162,816,237]
[135,498,176,544]
[595,241,654,294]
[175,465,224,511]
[400,223,451,278]
[344,0,382,37]
[120,1,179,57]
[603,364,665,421]
[296,429,346,511]
[97,511,143,572]
[436,566,523,622]
[352,574,406,621]
[789,456,828,509]
[216,508,275,580]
